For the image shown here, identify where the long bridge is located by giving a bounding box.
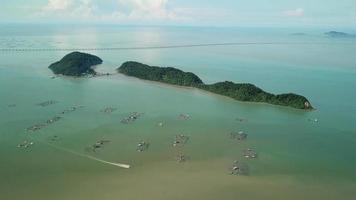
[0,42,333,52]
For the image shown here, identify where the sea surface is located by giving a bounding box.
[1,24,356,200]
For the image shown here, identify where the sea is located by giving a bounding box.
[0,24,356,200]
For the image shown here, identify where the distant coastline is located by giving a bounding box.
[324,31,356,38]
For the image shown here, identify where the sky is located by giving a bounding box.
[0,0,355,27]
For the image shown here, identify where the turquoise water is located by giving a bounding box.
[1,25,356,200]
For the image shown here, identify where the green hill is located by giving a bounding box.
[118,62,313,110]
[49,52,103,76]
[118,61,203,86]
[199,81,312,109]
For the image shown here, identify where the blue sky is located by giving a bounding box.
[1,0,355,27]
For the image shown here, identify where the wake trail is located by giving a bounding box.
[34,138,131,169]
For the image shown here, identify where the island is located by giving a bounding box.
[198,82,311,109]
[324,31,355,38]
[118,61,203,87]
[48,52,103,76]
[290,33,307,36]
[118,61,313,110]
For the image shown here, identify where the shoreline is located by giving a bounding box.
[48,69,314,112]
[115,73,315,112]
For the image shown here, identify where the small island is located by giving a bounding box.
[324,31,355,38]
[118,62,313,110]
[118,61,203,87]
[49,52,103,76]
[291,33,307,36]
[198,82,311,109]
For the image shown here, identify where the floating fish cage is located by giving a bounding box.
[17,140,34,149]
[100,107,117,114]
[178,114,190,120]
[176,154,188,163]
[36,100,58,107]
[136,141,150,152]
[86,140,110,152]
[230,131,248,141]
[242,148,258,159]
[121,112,144,124]
[60,105,84,114]
[229,161,249,175]
[172,134,189,147]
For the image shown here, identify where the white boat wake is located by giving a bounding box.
[36,139,131,169]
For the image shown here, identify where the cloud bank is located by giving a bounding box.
[283,8,305,17]
[43,0,72,11]
[37,0,236,25]
[38,0,183,22]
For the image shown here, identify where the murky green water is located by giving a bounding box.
[1,25,356,200]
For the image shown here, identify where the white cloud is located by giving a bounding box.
[73,0,96,17]
[283,8,305,17]
[43,0,73,11]
[37,0,230,24]
[39,0,97,20]
[173,7,234,21]
[39,0,178,22]
[114,0,179,21]
[119,0,167,12]
[104,1,234,23]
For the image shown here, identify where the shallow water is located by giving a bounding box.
[1,25,356,200]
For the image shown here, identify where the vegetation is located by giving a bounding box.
[118,61,203,86]
[198,81,312,109]
[49,52,103,76]
[118,62,313,110]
